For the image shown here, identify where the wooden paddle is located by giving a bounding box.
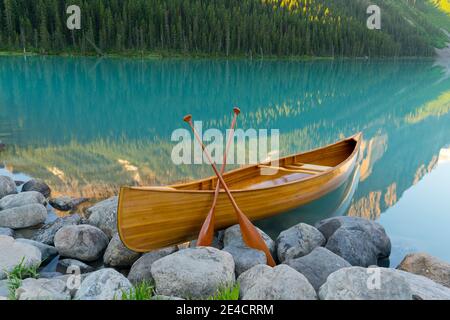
[184,115,276,267]
[197,107,240,246]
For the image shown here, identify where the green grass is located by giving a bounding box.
[4,258,40,300]
[121,281,155,300]
[207,283,240,301]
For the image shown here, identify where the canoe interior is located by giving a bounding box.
[172,137,357,191]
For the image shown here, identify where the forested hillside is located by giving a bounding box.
[0,0,449,57]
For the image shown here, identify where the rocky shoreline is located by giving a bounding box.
[1,175,450,300]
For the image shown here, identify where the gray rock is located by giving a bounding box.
[285,247,351,292]
[0,280,8,297]
[397,253,450,289]
[49,196,88,211]
[54,225,109,262]
[0,235,41,280]
[57,259,95,274]
[276,223,325,263]
[0,204,47,229]
[223,246,266,276]
[75,268,133,300]
[317,216,391,261]
[189,231,224,250]
[39,272,64,279]
[103,233,141,268]
[151,247,235,299]
[86,196,118,239]
[0,191,47,210]
[318,267,413,300]
[396,269,450,300]
[22,179,51,198]
[32,214,81,245]
[128,246,178,284]
[238,264,317,300]
[16,278,71,300]
[152,295,184,300]
[0,176,17,199]
[0,227,14,237]
[16,239,58,262]
[223,224,275,257]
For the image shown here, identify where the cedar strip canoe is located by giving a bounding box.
[118,133,362,252]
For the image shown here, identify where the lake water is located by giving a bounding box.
[1,56,450,266]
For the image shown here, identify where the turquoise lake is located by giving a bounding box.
[1,56,450,266]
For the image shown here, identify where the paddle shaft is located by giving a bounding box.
[185,118,276,267]
[197,108,239,246]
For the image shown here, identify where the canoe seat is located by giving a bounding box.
[247,172,311,189]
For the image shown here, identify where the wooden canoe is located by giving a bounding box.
[118,133,362,252]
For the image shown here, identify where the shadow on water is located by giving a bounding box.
[256,165,361,239]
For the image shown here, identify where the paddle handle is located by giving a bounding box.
[185,116,276,267]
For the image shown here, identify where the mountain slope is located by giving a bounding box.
[0,0,449,57]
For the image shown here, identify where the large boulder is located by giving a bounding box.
[0,236,41,280]
[127,246,178,284]
[16,278,71,300]
[21,179,51,198]
[54,225,109,262]
[396,269,450,300]
[49,196,88,212]
[223,246,266,276]
[238,264,317,300]
[276,223,325,263]
[0,191,47,210]
[57,259,95,274]
[0,280,8,297]
[103,233,141,268]
[397,253,450,289]
[0,227,14,238]
[151,247,235,299]
[86,196,118,239]
[285,247,351,292]
[0,176,17,199]
[75,268,133,300]
[32,214,81,245]
[0,204,47,229]
[16,239,58,262]
[318,267,413,300]
[223,224,275,257]
[316,216,391,267]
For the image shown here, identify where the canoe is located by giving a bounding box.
[118,133,362,252]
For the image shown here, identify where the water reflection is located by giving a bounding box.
[1,56,450,262]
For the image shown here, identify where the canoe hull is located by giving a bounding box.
[118,134,361,252]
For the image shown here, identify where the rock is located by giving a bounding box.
[396,269,450,300]
[223,224,275,257]
[0,236,41,280]
[128,246,178,285]
[0,176,17,199]
[223,246,266,276]
[151,247,235,299]
[103,233,141,268]
[49,196,88,211]
[285,247,351,292]
[16,239,58,262]
[0,280,8,297]
[57,259,95,274]
[54,225,109,262]
[39,272,64,279]
[0,227,14,237]
[318,267,413,300]
[276,223,325,263]
[317,216,391,257]
[21,179,51,198]
[86,196,118,239]
[238,264,317,300]
[75,268,133,300]
[0,204,47,229]
[32,214,81,245]
[0,191,47,210]
[152,295,184,300]
[189,231,225,250]
[397,253,450,289]
[16,278,71,300]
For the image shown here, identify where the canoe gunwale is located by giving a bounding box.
[125,132,362,194]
